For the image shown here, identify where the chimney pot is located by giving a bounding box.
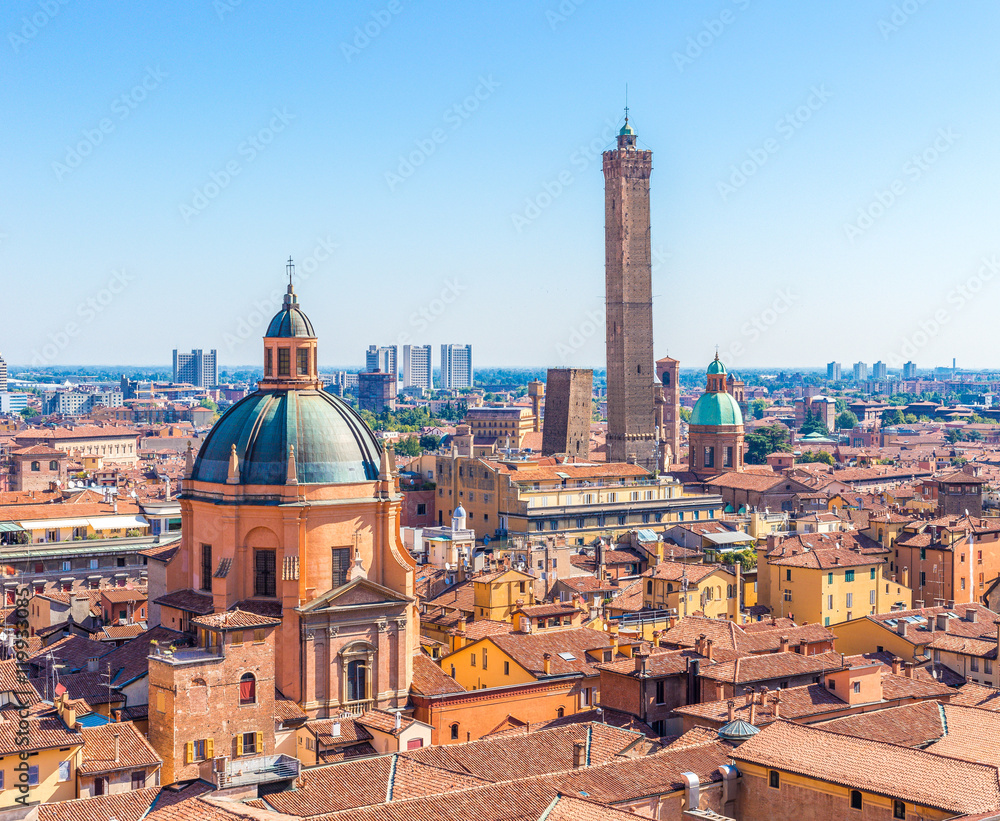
[543,653,552,675]
[891,656,902,675]
[727,699,735,722]
[967,609,978,623]
[113,732,120,764]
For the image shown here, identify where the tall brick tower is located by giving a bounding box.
[604,114,657,470]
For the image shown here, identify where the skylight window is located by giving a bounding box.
[557,652,577,661]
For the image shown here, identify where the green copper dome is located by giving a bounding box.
[707,356,727,376]
[690,391,744,427]
[191,389,381,485]
[619,119,635,136]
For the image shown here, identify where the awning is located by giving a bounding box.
[0,523,24,533]
[86,515,149,531]
[704,531,754,546]
[17,517,92,531]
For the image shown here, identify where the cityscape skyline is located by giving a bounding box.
[6,2,1000,372]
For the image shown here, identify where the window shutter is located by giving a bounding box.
[185,741,193,764]
[236,734,243,756]
[205,738,214,759]
[255,732,263,754]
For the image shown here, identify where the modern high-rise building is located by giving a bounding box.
[402,344,432,391]
[903,361,917,380]
[172,349,218,388]
[872,361,888,380]
[603,116,657,471]
[853,362,868,382]
[365,345,398,396]
[0,352,7,393]
[826,362,841,382]
[542,368,593,458]
[440,344,473,390]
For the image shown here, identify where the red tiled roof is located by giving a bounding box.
[731,720,1000,814]
[411,654,466,696]
[79,721,162,774]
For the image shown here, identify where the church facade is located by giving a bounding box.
[155,266,417,726]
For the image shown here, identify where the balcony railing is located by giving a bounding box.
[212,754,300,789]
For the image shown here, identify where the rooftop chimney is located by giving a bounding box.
[935,614,949,631]
[714,680,724,701]
[727,699,735,722]
[543,653,552,675]
[780,635,790,653]
[705,638,714,662]
[967,609,978,623]
[897,620,908,638]
[772,693,781,718]
[891,656,902,675]
[87,657,99,673]
[113,732,120,764]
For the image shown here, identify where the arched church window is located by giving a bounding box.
[450,723,460,740]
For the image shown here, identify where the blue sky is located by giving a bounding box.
[3,1,1000,372]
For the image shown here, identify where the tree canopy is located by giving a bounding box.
[745,425,791,464]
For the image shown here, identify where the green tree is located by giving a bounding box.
[835,410,858,430]
[903,413,917,424]
[799,450,834,466]
[419,434,442,451]
[394,437,422,457]
[19,407,39,420]
[750,399,767,420]
[945,429,962,444]
[730,549,758,570]
[679,407,692,423]
[799,408,830,436]
[835,397,849,414]
[745,425,791,464]
[199,397,218,412]
[881,407,905,426]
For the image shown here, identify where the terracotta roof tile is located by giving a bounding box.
[410,653,466,696]
[732,720,1000,814]
[37,786,159,821]
[79,721,162,774]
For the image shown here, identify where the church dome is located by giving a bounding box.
[191,389,381,486]
[690,391,744,427]
[707,356,727,376]
[265,306,315,338]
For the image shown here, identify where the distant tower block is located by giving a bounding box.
[603,115,657,470]
[656,356,680,469]
[528,380,544,433]
[542,368,593,459]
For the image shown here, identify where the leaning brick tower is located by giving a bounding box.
[604,114,657,470]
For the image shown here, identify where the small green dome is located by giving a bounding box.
[707,356,727,376]
[690,391,744,427]
[619,119,635,136]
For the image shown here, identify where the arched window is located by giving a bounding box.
[30,461,40,472]
[450,723,459,740]
[239,673,256,705]
[556,706,565,718]
[49,461,58,471]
